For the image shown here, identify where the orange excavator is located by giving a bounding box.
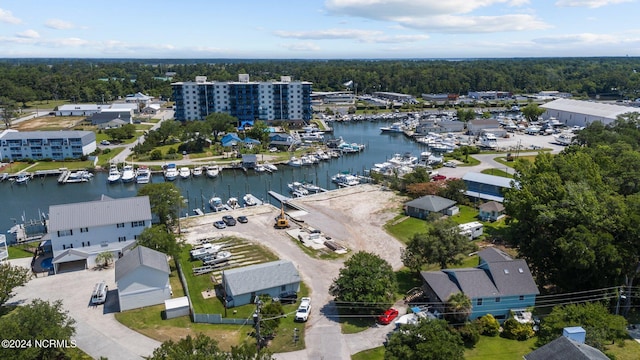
[274,204,290,229]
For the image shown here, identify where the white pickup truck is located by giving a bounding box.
[295,297,311,322]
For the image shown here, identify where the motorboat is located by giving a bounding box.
[288,157,302,167]
[179,167,191,179]
[301,182,322,193]
[380,122,405,133]
[205,164,220,178]
[164,163,178,181]
[66,170,93,183]
[121,164,135,183]
[135,166,152,184]
[332,173,360,187]
[107,164,121,183]
[192,166,203,177]
[300,155,314,166]
[254,164,266,172]
[208,196,227,212]
[263,162,278,172]
[227,197,240,209]
[554,132,575,146]
[14,173,31,185]
[479,133,499,150]
[288,182,309,195]
[243,193,262,206]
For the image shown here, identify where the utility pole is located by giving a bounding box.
[253,297,263,353]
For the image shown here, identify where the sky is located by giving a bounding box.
[0,0,638,59]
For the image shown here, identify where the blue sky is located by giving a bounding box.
[0,0,638,58]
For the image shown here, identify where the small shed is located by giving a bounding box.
[164,296,190,319]
[115,246,171,312]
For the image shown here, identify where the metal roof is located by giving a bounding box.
[405,195,456,212]
[463,172,515,188]
[48,196,151,231]
[115,245,170,282]
[0,130,95,146]
[524,336,609,360]
[540,98,639,120]
[223,260,300,297]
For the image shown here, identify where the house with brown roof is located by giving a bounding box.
[479,201,506,222]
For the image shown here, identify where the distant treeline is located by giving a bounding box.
[1,57,639,106]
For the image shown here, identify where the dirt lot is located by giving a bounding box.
[14,116,84,131]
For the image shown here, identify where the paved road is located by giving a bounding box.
[109,110,173,164]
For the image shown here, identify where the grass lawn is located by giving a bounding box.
[8,245,34,259]
[481,168,513,178]
[384,215,428,244]
[352,346,385,360]
[449,205,480,224]
[27,160,94,172]
[465,335,536,360]
[605,339,640,360]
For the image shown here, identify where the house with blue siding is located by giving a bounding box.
[462,172,518,203]
[222,260,300,308]
[420,247,539,322]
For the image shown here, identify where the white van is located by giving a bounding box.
[91,281,108,305]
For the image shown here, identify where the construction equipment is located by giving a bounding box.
[274,204,290,229]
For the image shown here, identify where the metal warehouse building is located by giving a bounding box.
[540,99,639,128]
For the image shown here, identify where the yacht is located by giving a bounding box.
[380,122,405,133]
[254,163,266,172]
[205,164,220,178]
[15,173,31,185]
[135,166,152,184]
[107,164,121,183]
[208,196,227,212]
[263,162,278,172]
[179,167,191,179]
[121,164,135,183]
[332,173,360,187]
[288,157,302,167]
[553,132,575,146]
[164,163,179,181]
[479,133,499,150]
[227,197,240,209]
[192,166,203,177]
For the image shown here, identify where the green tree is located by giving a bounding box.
[403,167,431,186]
[147,333,274,360]
[537,302,627,350]
[385,319,464,360]
[436,179,468,205]
[0,96,17,129]
[402,218,473,272]
[0,262,31,308]
[205,113,237,141]
[136,224,182,257]
[156,120,180,144]
[475,314,500,336]
[245,120,270,144]
[259,299,284,339]
[137,183,184,228]
[330,251,398,314]
[520,103,545,123]
[0,299,76,360]
[456,108,475,123]
[95,251,114,268]
[445,292,472,323]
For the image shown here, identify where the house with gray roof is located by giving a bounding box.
[88,109,133,127]
[115,245,171,311]
[404,195,457,219]
[524,336,609,360]
[420,247,539,321]
[49,195,152,274]
[0,129,96,161]
[222,260,300,307]
[479,201,506,221]
[463,172,517,203]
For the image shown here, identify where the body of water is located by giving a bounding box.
[1,121,428,235]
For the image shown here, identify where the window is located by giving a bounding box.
[131,220,145,227]
[281,285,286,291]
[80,227,88,233]
[495,297,501,303]
[118,236,126,242]
[477,299,483,306]
[116,223,125,228]
[57,229,72,237]
[519,295,525,301]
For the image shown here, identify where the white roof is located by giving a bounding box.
[541,99,639,120]
[165,296,189,310]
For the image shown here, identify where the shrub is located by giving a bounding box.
[457,322,481,347]
[501,318,535,341]
[476,314,500,337]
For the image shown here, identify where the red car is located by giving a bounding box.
[378,308,399,325]
[432,174,447,181]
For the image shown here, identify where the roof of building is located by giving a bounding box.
[463,172,515,188]
[478,247,513,263]
[405,195,456,212]
[469,119,501,126]
[524,336,609,360]
[223,260,300,297]
[115,245,170,282]
[479,201,505,212]
[0,130,96,145]
[48,196,151,232]
[540,98,638,120]
[58,104,102,111]
[482,259,539,296]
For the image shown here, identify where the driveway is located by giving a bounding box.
[9,258,160,360]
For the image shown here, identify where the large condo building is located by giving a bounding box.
[0,129,96,162]
[171,74,312,126]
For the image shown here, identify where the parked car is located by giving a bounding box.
[237,215,248,223]
[295,297,312,322]
[100,140,111,145]
[432,174,447,181]
[443,161,457,168]
[213,220,227,229]
[222,215,236,226]
[377,308,399,325]
[273,291,297,304]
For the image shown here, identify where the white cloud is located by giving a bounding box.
[280,42,322,52]
[47,37,90,47]
[533,33,624,45]
[275,28,429,43]
[0,8,21,24]
[324,0,548,33]
[555,0,632,8]
[16,30,40,39]
[45,19,75,30]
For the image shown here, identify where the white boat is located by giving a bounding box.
[479,133,499,150]
[554,132,575,146]
[179,167,191,179]
[291,189,307,198]
[300,155,314,166]
[164,163,178,181]
[332,173,360,187]
[208,196,228,212]
[301,182,322,193]
[192,166,203,177]
[264,162,278,172]
[243,193,262,206]
[121,164,135,183]
[107,164,121,183]
[14,173,31,185]
[227,197,240,209]
[316,151,330,161]
[136,166,152,184]
[288,182,309,195]
[205,164,220,178]
[66,170,93,183]
[288,157,302,167]
[380,122,405,133]
[254,163,266,172]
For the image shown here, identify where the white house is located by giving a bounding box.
[0,129,96,162]
[56,104,104,116]
[222,260,300,308]
[115,245,171,312]
[49,195,152,274]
